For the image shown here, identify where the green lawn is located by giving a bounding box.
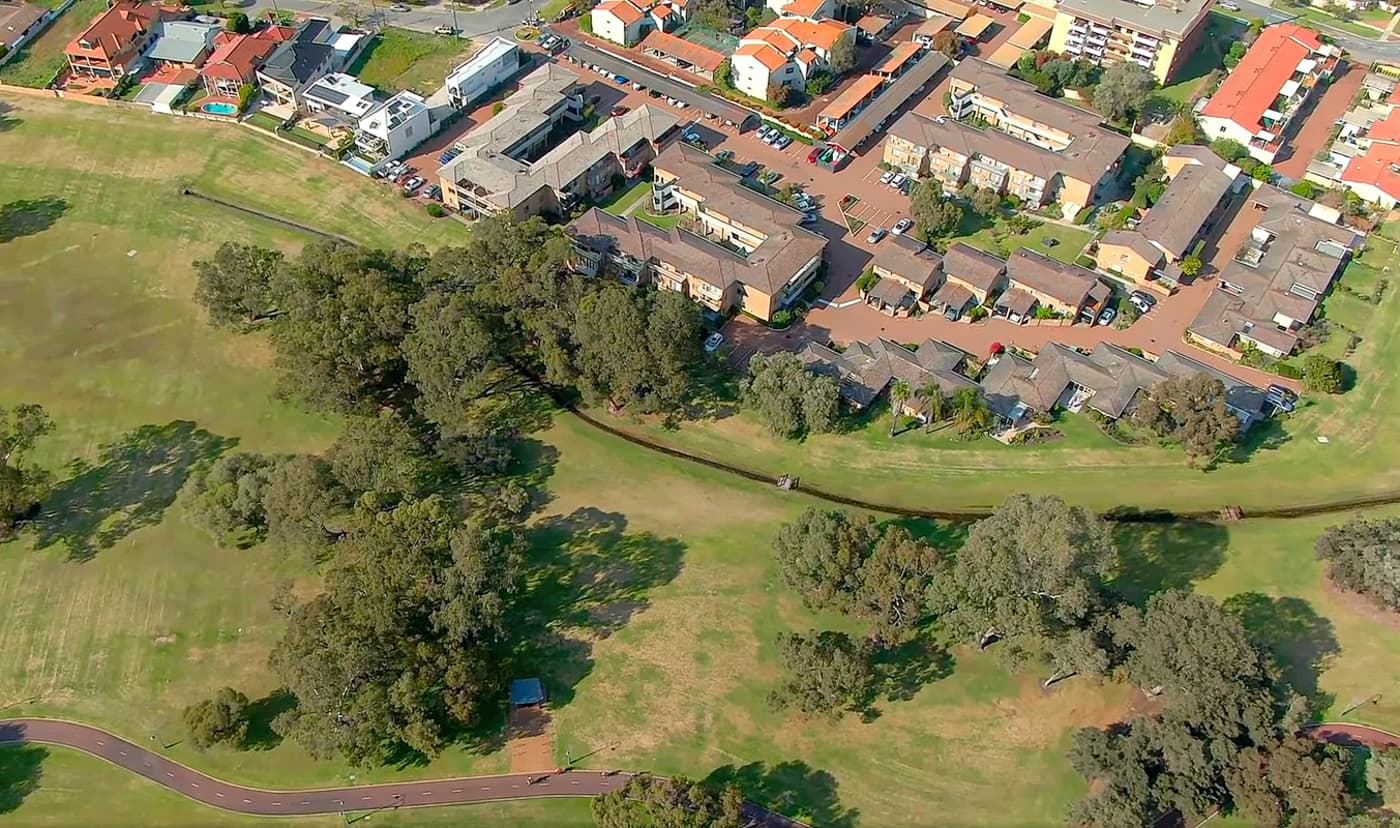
[638,211,685,229]
[1361,7,1395,26]
[347,28,472,96]
[0,0,105,87]
[1291,7,1385,37]
[951,215,1092,265]
[600,180,652,216]
[1151,12,1241,112]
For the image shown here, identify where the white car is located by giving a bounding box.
[866,227,887,244]
[891,217,913,235]
[1096,306,1117,326]
[389,2,410,10]
[703,332,724,353]
[890,173,907,188]
[879,170,895,185]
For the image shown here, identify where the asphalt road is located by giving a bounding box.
[1230,0,1400,64]
[0,718,810,826]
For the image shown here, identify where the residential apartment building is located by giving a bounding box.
[928,242,1006,318]
[865,235,943,316]
[64,0,170,80]
[445,37,520,110]
[256,18,338,111]
[732,16,854,102]
[1049,0,1211,83]
[1197,23,1338,164]
[438,64,679,219]
[1309,82,1400,208]
[883,109,1123,217]
[996,248,1110,322]
[0,1,49,53]
[590,0,688,46]
[1188,185,1363,358]
[1095,145,1239,292]
[356,91,432,162]
[567,143,827,322]
[890,59,1133,221]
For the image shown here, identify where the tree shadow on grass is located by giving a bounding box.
[1223,592,1340,716]
[704,759,859,828]
[0,102,19,133]
[0,740,45,814]
[1108,518,1229,606]
[513,508,686,709]
[882,516,972,552]
[241,688,297,751]
[0,197,68,244]
[1227,417,1293,464]
[34,421,236,561]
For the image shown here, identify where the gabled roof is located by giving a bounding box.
[798,337,975,408]
[1341,140,1400,201]
[641,29,725,73]
[751,15,852,53]
[783,0,827,19]
[147,18,220,64]
[941,242,1005,293]
[1004,248,1100,308]
[1136,161,1235,258]
[734,41,790,72]
[1099,229,1165,266]
[874,41,921,76]
[819,72,884,121]
[594,0,646,24]
[873,234,942,291]
[202,27,288,82]
[0,2,46,47]
[259,18,334,85]
[1199,23,1325,132]
[66,1,165,61]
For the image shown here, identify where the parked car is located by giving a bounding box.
[610,105,630,117]
[1096,306,1117,326]
[437,149,460,164]
[1218,0,1241,9]
[1129,290,1157,314]
[715,149,734,162]
[434,24,457,35]
[402,176,425,194]
[891,217,913,235]
[632,81,644,90]
[389,3,410,10]
[799,212,819,225]
[614,75,629,85]
[807,147,822,164]
[738,161,761,177]
[900,178,914,194]
[1266,384,1298,413]
[890,173,907,188]
[424,184,441,200]
[866,227,887,244]
[675,100,688,109]
[774,135,792,149]
[703,331,725,353]
[879,170,895,185]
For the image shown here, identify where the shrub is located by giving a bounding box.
[1179,254,1203,277]
[1073,205,1095,225]
[236,83,256,114]
[492,101,505,115]
[426,202,445,218]
[1291,179,1319,199]
[1075,255,1098,269]
[771,309,794,327]
[968,306,989,321]
[183,687,250,749]
[855,269,879,293]
[1302,353,1344,393]
[225,11,250,32]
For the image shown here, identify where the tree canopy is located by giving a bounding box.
[772,508,881,611]
[183,687,251,749]
[192,242,284,329]
[180,452,279,546]
[1132,374,1240,465]
[269,496,524,764]
[0,403,54,531]
[573,283,702,413]
[910,180,964,241]
[933,494,1119,644]
[591,775,746,828]
[1093,61,1156,123]
[742,352,839,439]
[767,630,872,718]
[1315,517,1400,611]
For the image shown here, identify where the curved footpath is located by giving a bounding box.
[0,719,808,826]
[1306,721,1400,750]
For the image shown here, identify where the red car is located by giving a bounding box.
[807,147,821,164]
[610,105,629,117]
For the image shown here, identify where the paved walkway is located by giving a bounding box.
[0,719,809,826]
[1307,721,1400,749]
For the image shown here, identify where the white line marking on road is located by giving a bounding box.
[361,796,371,801]
[571,780,580,785]
[118,750,127,756]
[216,792,224,798]
[511,785,520,789]
[272,801,281,806]
[191,782,199,788]
[243,799,252,804]
[96,740,104,746]
[420,791,432,796]
[451,788,463,793]
[480,787,490,791]
[300,800,310,805]
[166,772,174,778]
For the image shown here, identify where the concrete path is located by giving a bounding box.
[0,718,810,826]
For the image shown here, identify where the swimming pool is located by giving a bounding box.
[201,102,239,116]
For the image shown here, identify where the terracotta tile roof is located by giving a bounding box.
[784,0,826,18]
[1199,23,1324,132]
[66,0,165,61]
[1367,106,1400,143]
[797,47,819,64]
[641,29,725,72]
[202,27,284,82]
[762,15,851,53]
[1341,141,1400,201]
[594,0,646,25]
[875,41,921,75]
[735,41,789,71]
[819,72,884,120]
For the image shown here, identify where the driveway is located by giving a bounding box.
[1274,62,1364,179]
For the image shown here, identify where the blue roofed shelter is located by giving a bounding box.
[510,677,546,709]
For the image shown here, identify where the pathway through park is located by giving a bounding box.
[0,718,809,826]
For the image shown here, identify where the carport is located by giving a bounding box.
[816,51,951,166]
[561,38,761,131]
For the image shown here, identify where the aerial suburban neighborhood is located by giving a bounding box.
[6,0,1400,822]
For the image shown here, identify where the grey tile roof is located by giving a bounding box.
[147,19,220,64]
[1136,161,1235,258]
[941,242,1006,294]
[1055,0,1211,38]
[1005,248,1101,308]
[261,19,332,85]
[798,337,975,408]
[873,234,942,292]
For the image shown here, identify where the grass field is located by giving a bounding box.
[348,28,472,96]
[0,0,105,88]
[954,216,1093,265]
[3,91,1400,827]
